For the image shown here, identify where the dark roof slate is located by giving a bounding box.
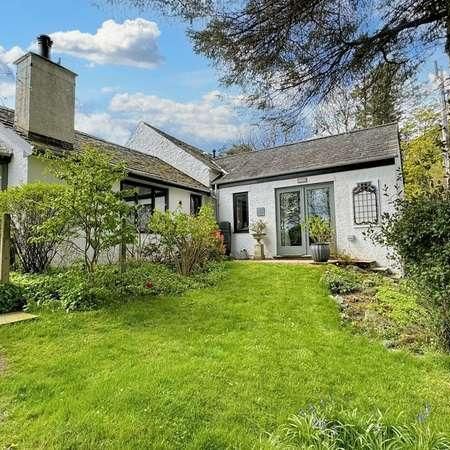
[215,123,400,184]
[0,107,209,192]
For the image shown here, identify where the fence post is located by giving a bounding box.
[0,213,11,283]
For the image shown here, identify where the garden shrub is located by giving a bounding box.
[39,147,136,273]
[267,405,450,449]
[149,204,224,275]
[12,269,107,312]
[0,183,67,273]
[0,283,26,313]
[321,267,361,294]
[372,189,450,349]
[13,261,226,312]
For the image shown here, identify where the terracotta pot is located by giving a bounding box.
[310,243,330,262]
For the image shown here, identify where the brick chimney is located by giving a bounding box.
[14,35,77,146]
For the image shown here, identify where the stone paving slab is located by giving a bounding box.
[0,312,37,326]
[238,259,332,264]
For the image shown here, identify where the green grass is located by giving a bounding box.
[1,262,450,449]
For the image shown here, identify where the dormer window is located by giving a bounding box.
[353,182,378,225]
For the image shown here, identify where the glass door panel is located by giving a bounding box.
[305,185,334,250]
[277,188,306,255]
[306,187,331,221]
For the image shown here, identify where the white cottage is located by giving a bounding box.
[128,121,403,268]
[0,36,210,223]
[0,35,403,268]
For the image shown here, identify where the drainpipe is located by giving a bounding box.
[210,173,223,222]
[0,163,8,190]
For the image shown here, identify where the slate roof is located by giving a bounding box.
[215,123,400,185]
[141,122,223,172]
[0,106,209,192]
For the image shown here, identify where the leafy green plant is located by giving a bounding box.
[13,261,226,312]
[374,284,427,328]
[149,204,223,275]
[39,147,136,273]
[305,216,332,243]
[0,183,68,273]
[371,189,450,350]
[267,405,450,449]
[0,283,25,313]
[322,268,361,295]
[250,219,266,235]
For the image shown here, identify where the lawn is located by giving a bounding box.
[1,262,450,449]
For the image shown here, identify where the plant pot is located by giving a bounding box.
[310,243,330,263]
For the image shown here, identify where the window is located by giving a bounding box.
[190,194,202,215]
[233,192,249,232]
[121,180,169,233]
[353,182,378,225]
[135,204,154,233]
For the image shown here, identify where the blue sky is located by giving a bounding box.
[0,0,252,150]
[0,0,448,151]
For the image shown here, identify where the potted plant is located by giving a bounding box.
[250,219,266,260]
[305,216,332,262]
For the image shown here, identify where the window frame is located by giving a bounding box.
[190,193,202,215]
[352,181,379,226]
[233,191,249,233]
[121,180,169,233]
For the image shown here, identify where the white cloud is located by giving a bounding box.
[49,19,162,68]
[75,111,134,145]
[109,90,253,141]
[101,86,121,94]
[0,45,25,79]
[0,45,25,107]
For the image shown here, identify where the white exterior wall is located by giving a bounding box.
[127,122,213,187]
[217,159,402,268]
[0,123,31,187]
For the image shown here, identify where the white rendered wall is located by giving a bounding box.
[0,122,31,187]
[127,122,213,187]
[216,159,402,268]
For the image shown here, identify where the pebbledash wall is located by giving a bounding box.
[216,159,402,268]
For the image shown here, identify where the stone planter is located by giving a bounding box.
[310,243,330,263]
[252,233,266,260]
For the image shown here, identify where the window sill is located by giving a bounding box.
[353,224,379,229]
[234,230,249,234]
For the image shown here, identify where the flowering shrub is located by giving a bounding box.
[149,204,224,275]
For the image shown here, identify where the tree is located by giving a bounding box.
[109,0,449,126]
[0,183,68,273]
[313,86,358,135]
[313,63,407,135]
[40,147,136,273]
[354,63,407,128]
[221,143,255,156]
[401,108,445,198]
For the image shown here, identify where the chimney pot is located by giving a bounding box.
[37,34,53,60]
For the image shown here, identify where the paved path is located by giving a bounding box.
[0,312,37,326]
